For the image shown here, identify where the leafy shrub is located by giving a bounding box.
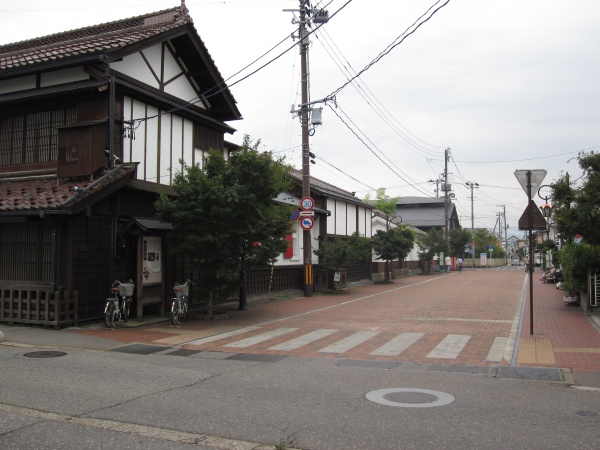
[558,243,600,294]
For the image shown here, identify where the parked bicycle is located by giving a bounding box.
[171,279,192,326]
[104,279,135,329]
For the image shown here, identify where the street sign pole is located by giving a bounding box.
[527,170,535,335]
[515,169,546,336]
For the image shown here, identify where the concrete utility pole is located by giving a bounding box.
[299,2,312,297]
[466,181,479,269]
[502,205,508,263]
[444,148,450,239]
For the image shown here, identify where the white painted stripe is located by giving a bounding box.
[269,329,338,351]
[224,328,298,348]
[427,334,471,359]
[319,330,380,353]
[486,337,508,362]
[186,326,262,345]
[403,317,512,324]
[370,332,424,356]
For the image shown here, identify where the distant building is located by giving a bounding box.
[393,196,460,233]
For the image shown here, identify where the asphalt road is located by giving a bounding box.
[2,266,600,449]
[1,344,599,449]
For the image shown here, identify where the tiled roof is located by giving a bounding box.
[0,177,93,211]
[0,6,191,71]
[0,164,136,213]
[289,168,371,207]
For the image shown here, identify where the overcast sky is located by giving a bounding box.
[2,0,599,238]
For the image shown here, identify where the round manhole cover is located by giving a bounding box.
[366,388,455,408]
[24,351,67,358]
[576,411,597,417]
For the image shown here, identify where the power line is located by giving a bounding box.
[323,0,451,101]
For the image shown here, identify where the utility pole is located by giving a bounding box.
[502,205,508,263]
[444,148,450,239]
[466,181,479,269]
[299,1,312,297]
[286,1,328,296]
[428,178,441,197]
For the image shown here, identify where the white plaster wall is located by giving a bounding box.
[347,204,357,235]
[113,52,159,89]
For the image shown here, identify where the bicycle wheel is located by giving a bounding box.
[122,298,130,322]
[171,300,180,326]
[104,301,116,328]
[181,298,188,321]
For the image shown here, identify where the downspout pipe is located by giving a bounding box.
[104,61,116,169]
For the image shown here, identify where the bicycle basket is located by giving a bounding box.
[120,283,135,296]
[175,284,189,298]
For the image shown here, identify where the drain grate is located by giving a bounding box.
[24,351,66,358]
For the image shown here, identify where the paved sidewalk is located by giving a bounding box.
[2,267,599,387]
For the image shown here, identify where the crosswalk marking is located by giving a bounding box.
[370,332,425,356]
[186,326,262,345]
[427,334,471,359]
[187,327,508,363]
[319,330,380,354]
[269,329,337,351]
[486,337,508,362]
[224,328,298,348]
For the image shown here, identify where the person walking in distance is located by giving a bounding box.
[445,255,451,273]
[457,257,464,273]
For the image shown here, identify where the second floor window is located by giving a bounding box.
[0,107,76,166]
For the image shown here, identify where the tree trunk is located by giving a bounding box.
[239,268,247,310]
[206,289,213,316]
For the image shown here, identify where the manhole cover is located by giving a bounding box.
[576,411,597,417]
[24,351,67,358]
[366,388,455,408]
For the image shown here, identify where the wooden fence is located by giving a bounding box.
[0,286,78,328]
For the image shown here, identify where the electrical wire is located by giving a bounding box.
[327,102,436,197]
[324,0,451,101]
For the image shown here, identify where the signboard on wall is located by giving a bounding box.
[142,236,162,285]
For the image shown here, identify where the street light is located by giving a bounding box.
[537,184,553,219]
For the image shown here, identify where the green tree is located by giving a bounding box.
[552,152,600,245]
[373,225,415,282]
[155,136,293,314]
[366,187,399,281]
[417,228,449,274]
[473,229,505,259]
[365,187,397,230]
[315,232,372,271]
[449,228,471,257]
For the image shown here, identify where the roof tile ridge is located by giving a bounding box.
[0,5,190,55]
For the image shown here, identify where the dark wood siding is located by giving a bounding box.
[57,122,109,178]
[71,213,112,320]
[195,124,223,152]
[0,223,53,283]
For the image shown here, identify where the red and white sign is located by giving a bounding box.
[300,197,315,210]
[299,210,314,216]
[300,216,315,230]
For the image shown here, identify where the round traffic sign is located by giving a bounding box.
[300,216,314,230]
[289,209,300,221]
[300,196,315,211]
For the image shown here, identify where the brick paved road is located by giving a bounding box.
[75,266,600,372]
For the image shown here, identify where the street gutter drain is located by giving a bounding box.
[24,351,67,358]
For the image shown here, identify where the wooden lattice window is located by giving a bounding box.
[0,107,76,166]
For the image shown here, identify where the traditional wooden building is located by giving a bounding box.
[0,4,241,326]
